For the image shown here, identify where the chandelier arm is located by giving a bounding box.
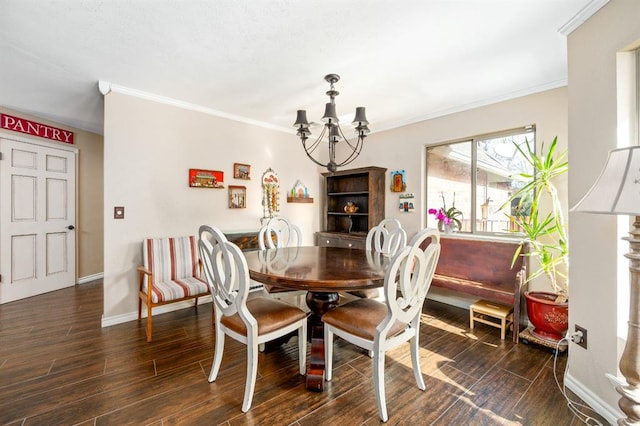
[337,125,358,150]
[304,151,331,168]
[301,126,330,168]
[333,125,365,167]
[302,125,327,154]
[303,135,323,155]
[336,136,365,167]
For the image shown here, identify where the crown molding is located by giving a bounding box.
[558,0,610,36]
[374,79,568,134]
[96,80,292,134]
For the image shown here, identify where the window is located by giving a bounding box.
[426,126,535,235]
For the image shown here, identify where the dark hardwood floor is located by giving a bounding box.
[0,281,606,425]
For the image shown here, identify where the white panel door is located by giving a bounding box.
[0,137,76,303]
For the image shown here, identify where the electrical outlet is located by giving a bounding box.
[574,324,588,349]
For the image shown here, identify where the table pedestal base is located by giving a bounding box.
[305,291,339,391]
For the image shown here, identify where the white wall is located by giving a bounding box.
[102,91,321,320]
[348,87,568,244]
[566,0,640,420]
[102,85,568,323]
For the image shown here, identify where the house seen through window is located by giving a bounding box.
[426,126,535,235]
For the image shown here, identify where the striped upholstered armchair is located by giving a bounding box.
[137,236,210,342]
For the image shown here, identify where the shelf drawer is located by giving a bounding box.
[316,233,366,250]
[340,239,365,249]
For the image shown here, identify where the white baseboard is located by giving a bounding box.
[427,287,475,310]
[564,371,622,425]
[101,294,213,328]
[78,273,104,284]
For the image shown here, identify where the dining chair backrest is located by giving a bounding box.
[383,228,441,326]
[258,217,302,250]
[322,227,441,421]
[198,223,307,413]
[198,224,250,319]
[365,218,407,256]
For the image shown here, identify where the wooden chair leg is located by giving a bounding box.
[242,342,258,412]
[324,325,334,381]
[374,350,388,422]
[146,305,152,342]
[410,334,425,390]
[298,321,307,375]
[209,322,225,382]
[469,307,475,330]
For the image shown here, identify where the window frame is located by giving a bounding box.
[425,125,536,237]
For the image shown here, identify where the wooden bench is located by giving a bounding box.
[429,236,526,342]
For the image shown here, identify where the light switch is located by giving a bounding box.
[114,206,125,219]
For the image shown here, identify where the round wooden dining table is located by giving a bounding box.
[244,245,390,391]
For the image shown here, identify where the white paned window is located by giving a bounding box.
[426,126,535,235]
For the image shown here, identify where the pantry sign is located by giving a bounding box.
[0,113,74,144]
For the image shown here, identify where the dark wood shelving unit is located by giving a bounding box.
[316,166,386,249]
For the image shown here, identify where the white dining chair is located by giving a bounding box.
[365,218,407,256]
[351,218,408,300]
[198,224,307,412]
[257,217,306,306]
[258,217,302,250]
[322,228,441,422]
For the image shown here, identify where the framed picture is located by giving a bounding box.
[399,192,415,212]
[390,170,406,192]
[189,168,224,188]
[233,163,251,180]
[229,185,246,208]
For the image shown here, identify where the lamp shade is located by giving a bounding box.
[294,110,309,127]
[571,146,640,216]
[352,107,369,126]
[329,125,342,142]
[322,103,338,124]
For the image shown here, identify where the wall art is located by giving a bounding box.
[189,168,224,188]
[233,163,251,180]
[261,168,280,222]
[228,185,247,208]
[287,179,313,203]
[390,170,406,192]
[399,192,415,212]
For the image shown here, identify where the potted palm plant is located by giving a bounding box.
[503,136,568,342]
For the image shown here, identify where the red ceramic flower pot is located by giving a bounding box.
[525,291,568,342]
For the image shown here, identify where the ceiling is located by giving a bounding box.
[0,0,600,136]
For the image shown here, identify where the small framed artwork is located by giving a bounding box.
[287,179,313,203]
[390,170,407,192]
[399,193,415,212]
[189,169,224,188]
[229,185,247,208]
[233,163,251,180]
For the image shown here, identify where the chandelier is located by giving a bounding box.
[294,74,370,172]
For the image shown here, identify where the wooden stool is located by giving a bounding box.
[469,300,514,340]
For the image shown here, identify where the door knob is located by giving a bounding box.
[67,225,75,230]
